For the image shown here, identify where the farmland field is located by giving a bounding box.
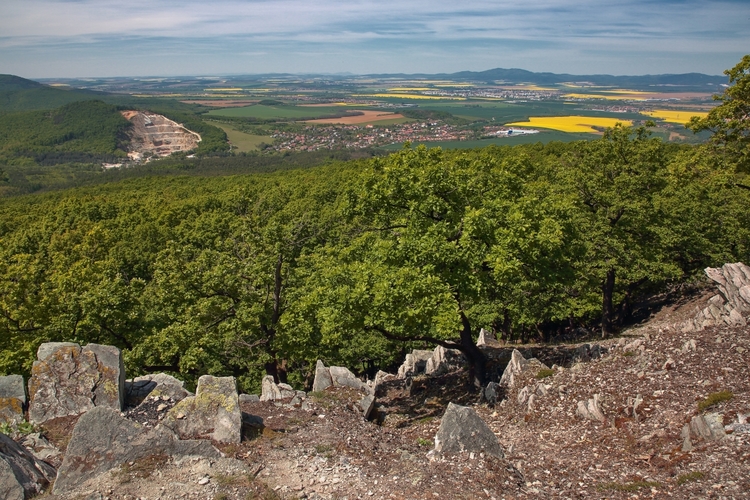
[506,116,632,133]
[642,109,709,124]
[305,110,409,125]
[208,121,272,152]
[207,105,356,120]
[381,130,597,150]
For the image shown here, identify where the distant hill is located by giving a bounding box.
[0,74,108,112]
[0,74,44,92]
[365,68,726,90]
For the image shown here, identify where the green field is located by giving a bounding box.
[416,101,647,124]
[381,130,598,151]
[208,121,272,152]
[207,104,356,120]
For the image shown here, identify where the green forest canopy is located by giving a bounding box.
[1,56,749,391]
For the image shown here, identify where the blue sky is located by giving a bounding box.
[1,0,748,78]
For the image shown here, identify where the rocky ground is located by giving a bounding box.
[25,290,750,499]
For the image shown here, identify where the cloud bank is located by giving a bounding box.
[1,0,748,77]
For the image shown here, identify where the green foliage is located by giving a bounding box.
[697,390,733,412]
[535,369,555,379]
[416,437,434,447]
[0,100,130,165]
[676,471,705,485]
[688,55,750,178]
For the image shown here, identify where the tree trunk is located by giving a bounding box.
[602,268,616,337]
[459,311,487,389]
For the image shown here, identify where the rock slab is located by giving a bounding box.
[165,375,241,444]
[125,373,191,407]
[28,343,125,424]
[312,360,334,392]
[54,406,220,493]
[434,403,504,458]
[0,432,56,500]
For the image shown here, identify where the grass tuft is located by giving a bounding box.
[535,369,555,379]
[698,390,733,412]
[676,471,705,485]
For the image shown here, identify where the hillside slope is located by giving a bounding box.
[37,280,748,500]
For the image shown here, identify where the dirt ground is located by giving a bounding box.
[38,291,750,499]
[305,110,405,125]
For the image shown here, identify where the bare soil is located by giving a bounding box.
[305,110,405,125]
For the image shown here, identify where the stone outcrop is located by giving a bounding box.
[576,394,606,423]
[54,407,221,493]
[398,346,467,379]
[313,360,333,392]
[425,346,466,376]
[477,328,496,346]
[27,342,125,424]
[499,349,548,389]
[434,403,504,458]
[680,262,750,332]
[0,375,25,424]
[125,373,191,407]
[0,432,56,500]
[397,350,433,378]
[164,375,241,444]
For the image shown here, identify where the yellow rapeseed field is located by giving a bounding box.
[563,93,647,101]
[361,93,465,100]
[506,116,632,133]
[642,110,708,124]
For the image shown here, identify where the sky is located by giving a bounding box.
[1,0,748,79]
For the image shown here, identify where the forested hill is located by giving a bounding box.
[0,100,132,166]
[0,74,108,112]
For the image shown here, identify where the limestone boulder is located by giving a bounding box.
[164,375,241,444]
[0,375,26,405]
[576,394,606,423]
[329,366,368,392]
[425,345,466,376]
[125,373,191,407]
[312,360,333,392]
[477,328,496,346]
[434,403,504,458]
[397,350,433,378]
[28,343,125,424]
[260,375,283,401]
[499,349,548,389]
[53,406,220,493]
[0,432,56,500]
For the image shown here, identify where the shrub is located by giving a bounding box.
[698,390,733,412]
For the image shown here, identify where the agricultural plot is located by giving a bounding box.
[642,109,709,124]
[209,121,272,152]
[381,130,596,151]
[207,104,356,120]
[506,116,632,133]
[305,110,410,125]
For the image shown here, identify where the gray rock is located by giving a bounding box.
[278,383,296,399]
[0,398,24,426]
[576,394,606,423]
[0,432,56,500]
[36,342,78,362]
[373,370,395,397]
[434,403,503,458]
[312,360,333,392]
[126,373,191,406]
[164,375,241,444]
[28,343,125,424]
[19,433,61,463]
[359,394,376,420]
[53,407,220,493]
[689,413,726,442]
[681,425,693,452]
[329,366,368,392]
[483,382,500,406]
[0,375,26,405]
[499,350,548,390]
[260,375,283,401]
[397,350,433,378]
[477,328,496,346]
[239,394,260,404]
[425,346,466,376]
